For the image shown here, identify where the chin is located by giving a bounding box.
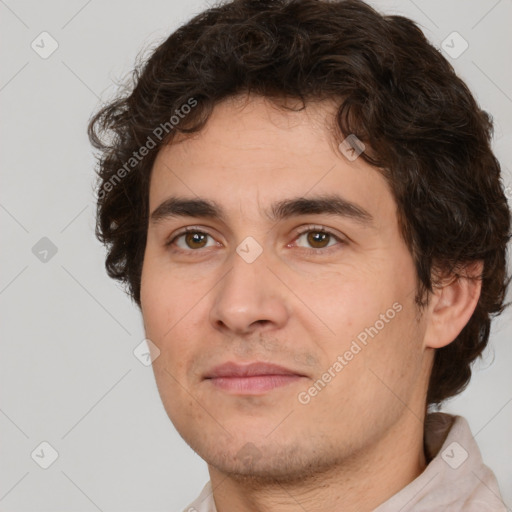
[202,439,340,485]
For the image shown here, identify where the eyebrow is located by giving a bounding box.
[150,194,374,226]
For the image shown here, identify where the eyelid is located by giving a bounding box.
[291,224,345,242]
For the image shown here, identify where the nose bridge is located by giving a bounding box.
[209,241,289,335]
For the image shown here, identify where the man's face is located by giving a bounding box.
[141,94,432,481]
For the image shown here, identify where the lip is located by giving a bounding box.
[205,361,305,378]
[204,361,307,394]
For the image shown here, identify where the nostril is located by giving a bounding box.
[253,319,270,327]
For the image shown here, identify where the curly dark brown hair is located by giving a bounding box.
[88,0,511,406]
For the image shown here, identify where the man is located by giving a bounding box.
[88,0,511,510]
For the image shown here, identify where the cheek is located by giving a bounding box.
[307,254,420,366]
[140,267,198,422]
[140,260,200,372]
[303,268,394,335]
[141,245,184,334]
[141,259,179,369]
[140,276,168,339]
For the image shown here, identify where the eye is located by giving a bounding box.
[165,225,346,256]
[292,225,345,254]
[166,227,218,252]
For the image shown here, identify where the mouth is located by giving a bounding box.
[203,361,308,395]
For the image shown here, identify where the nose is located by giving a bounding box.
[209,248,290,337]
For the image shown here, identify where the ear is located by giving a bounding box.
[423,261,484,349]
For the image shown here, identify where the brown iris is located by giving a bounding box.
[306,230,330,249]
[184,232,208,249]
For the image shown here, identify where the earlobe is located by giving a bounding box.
[423,261,484,350]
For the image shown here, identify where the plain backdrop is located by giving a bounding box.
[1,0,511,510]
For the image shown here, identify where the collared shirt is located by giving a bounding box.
[181,413,507,511]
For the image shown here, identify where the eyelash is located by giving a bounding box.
[165,225,346,256]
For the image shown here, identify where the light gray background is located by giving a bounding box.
[1,0,511,510]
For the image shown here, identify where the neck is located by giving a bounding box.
[208,410,427,512]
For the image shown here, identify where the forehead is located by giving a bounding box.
[148,94,393,222]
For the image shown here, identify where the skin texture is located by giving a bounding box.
[140,94,482,512]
